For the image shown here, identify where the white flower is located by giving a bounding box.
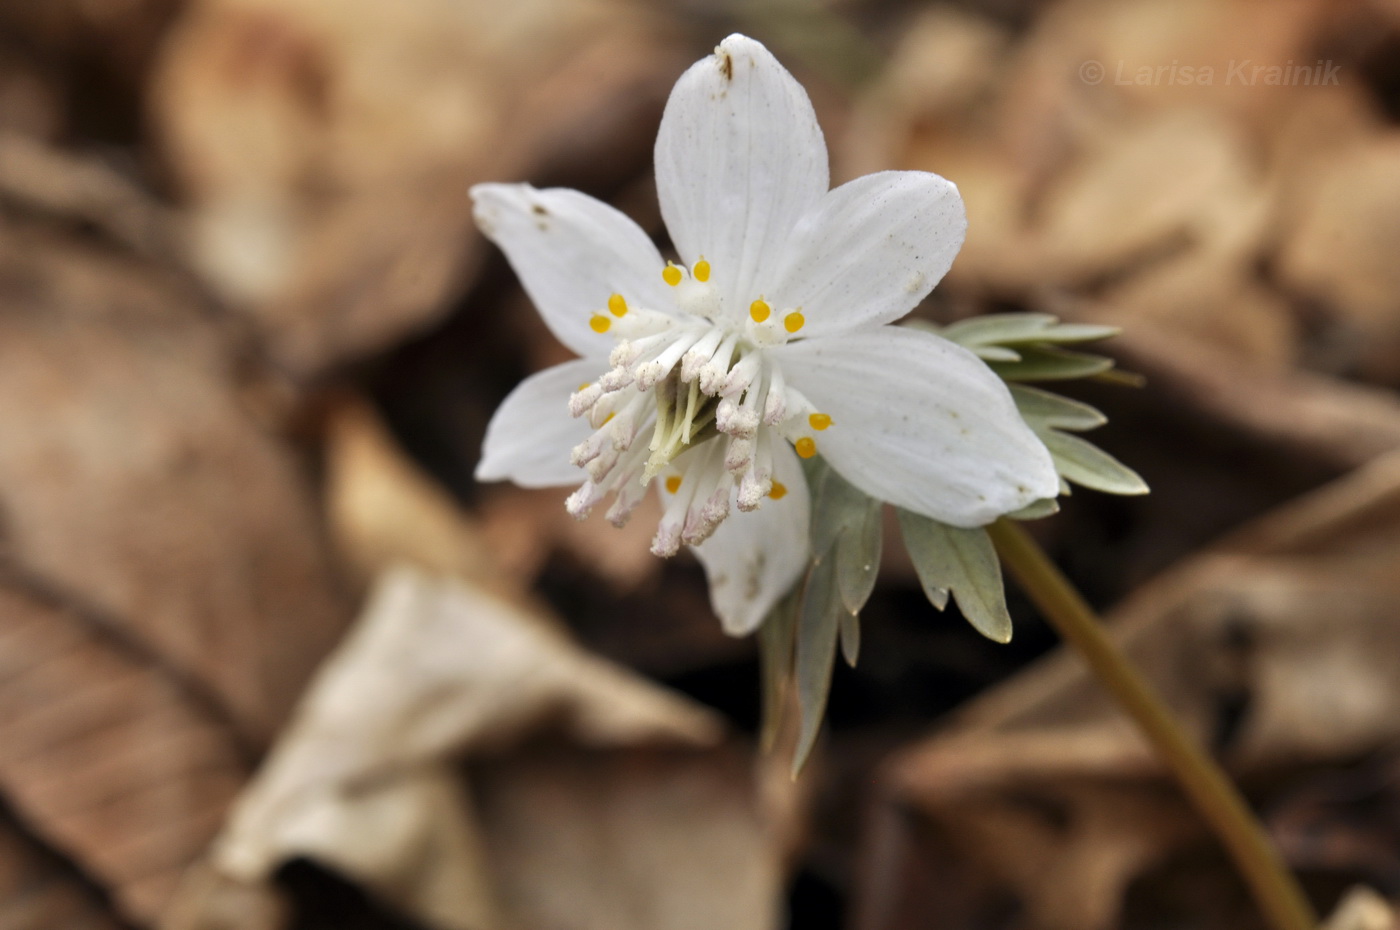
[471,34,1058,635]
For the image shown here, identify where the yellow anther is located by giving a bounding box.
[665,475,682,494]
[808,413,832,431]
[769,481,788,500]
[608,293,628,317]
[693,257,711,282]
[578,382,590,391]
[795,437,817,459]
[783,311,805,333]
[749,298,771,323]
[589,315,611,334]
[662,264,683,286]
[604,413,615,424]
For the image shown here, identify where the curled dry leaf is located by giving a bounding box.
[859,451,1400,930]
[323,397,500,593]
[169,566,787,930]
[151,0,683,376]
[1322,887,1398,930]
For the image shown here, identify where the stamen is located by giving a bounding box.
[808,412,832,431]
[599,367,634,392]
[590,314,612,334]
[665,475,682,493]
[662,263,683,286]
[716,396,759,439]
[565,480,605,519]
[795,437,817,459]
[720,352,762,399]
[569,383,605,418]
[783,310,805,333]
[634,330,702,391]
[680,379,702,443]
[749,298,771,323]
[724,436,753,473]
[608,293,628,317]
[737,434,774,511]
[570,431,608,467]
[586,444,622,481]
[605,481,647,527]
[698,332,740,394]
[693,258,710,282]
[683,486,730,545]
[762,367,787,425]
[770,481,788,500]
[612,332,670,369]
[680,328,724,383]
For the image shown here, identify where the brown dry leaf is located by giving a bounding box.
[151,0,682,376]
[324,393,663,601]
[0,806,124,930]
[169,567,786,930]
[1029,108,1265,285]
[1008,0,1336,128]
[0,578,249,923]
[0,131,177,262]
[1098,248,1297,371]
[324,397,499,593]
[1093,316,1400,473]
[472,742,784,930]
[0,218,352,920]
[1276,133,1400,378]
[479,485,665,594]
[859,450,1400,930]
[0,54,61,140]
[0,222,350,744]
[848,0,1388,382]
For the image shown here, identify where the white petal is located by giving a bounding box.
[476,358,600,488]
[772,328,1058,527]
[471,184,672,356]
[770,171,966,337]
[655,34,828,308]
[692,442,810,636]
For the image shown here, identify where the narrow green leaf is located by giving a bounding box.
[897,512,1013,643]
[997,323,1120,345]
[1042,430,1150,495]
[972,345,1021,362]
[1010,384,1108,432]
[810,464,870,558]
[1008,497,1060,521]
[990,346,1116,382]
[836,499,882,615]
[940,312,1057,347]
[793,557,842,775]
[838,609,861,668]
[757,592,799,752]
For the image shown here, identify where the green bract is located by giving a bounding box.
[768,313,1148,772]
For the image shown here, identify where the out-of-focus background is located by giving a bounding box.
[2,0,1400,928]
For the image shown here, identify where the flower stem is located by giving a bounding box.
[986,518,1317,930]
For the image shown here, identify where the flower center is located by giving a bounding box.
[564,259,831,556]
